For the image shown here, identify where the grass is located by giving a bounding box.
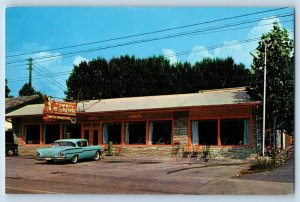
[239,158,275,175]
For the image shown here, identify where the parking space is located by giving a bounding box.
[5,155,293,194]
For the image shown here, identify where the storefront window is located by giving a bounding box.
[191,120,218,145]
[149,121,172,145]
[42,124,60,144]
[24,125,40,144]
[125,122,146,144]
[63,124,81,139]
[220,119,250,146]
[102,122,121,144]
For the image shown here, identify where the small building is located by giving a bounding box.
[6,87,263,158]
[5,95,41,142]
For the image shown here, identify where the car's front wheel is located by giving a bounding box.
[71,155,78,164]
[7,149,14,156]
[93,151,100,161]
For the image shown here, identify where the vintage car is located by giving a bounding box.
[5,130,18,156]
[36,139,103,164]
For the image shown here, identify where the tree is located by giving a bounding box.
[247,22,294,134]
[193,57,250,90]
[65,55,251,100]
[5,79,12,98]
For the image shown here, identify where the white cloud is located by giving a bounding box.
[187,46,213,64]
[162,48,178,64]
[32,51,62,67]
[248,16,281,39]
[73,55,89,66]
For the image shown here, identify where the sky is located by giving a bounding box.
[5,7,294,99]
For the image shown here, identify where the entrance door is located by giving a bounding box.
[84,129,90,143]
[93,129,99,145]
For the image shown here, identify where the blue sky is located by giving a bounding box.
[5,7,294,99]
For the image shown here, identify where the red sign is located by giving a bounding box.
[43,96,77,121]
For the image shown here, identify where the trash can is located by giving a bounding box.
[108,141,113,156]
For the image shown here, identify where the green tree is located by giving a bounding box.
[65,55,251,100]
[5,79,12,98]
[194,57,250,90]
[247,22,294,134]
[19,83,42,96]
[65,57,109,100]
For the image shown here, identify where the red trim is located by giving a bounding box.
[146,120,149,145]
[39,124,42,144]
[59,124,63,139]
[187,117,191,145]
[217,117,221,146]
[99,122,103,145]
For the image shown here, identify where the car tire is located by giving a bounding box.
[47,160,54,163]
[93,151,100,161]
[7,149,14,156]
[71,155,78,164]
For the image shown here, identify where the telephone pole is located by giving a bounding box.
[28,58,33,87]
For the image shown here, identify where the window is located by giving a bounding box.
[42,124,60,144]
[125,122,146,144]
[191,120,218,145]
[24,125,40,144]
[149,121,172,145]
[63,124,81,139]
[220,119,250,146]
[103,122,121,144]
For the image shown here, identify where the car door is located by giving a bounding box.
[78,140,94,159]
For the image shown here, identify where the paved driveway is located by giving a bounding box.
[5,155,294,195]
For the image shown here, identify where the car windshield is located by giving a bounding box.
[51,142,76,147]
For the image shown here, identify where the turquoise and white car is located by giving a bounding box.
[36,139,103,164]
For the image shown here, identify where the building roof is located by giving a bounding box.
[5,95,40,113]
[6,87,259,117]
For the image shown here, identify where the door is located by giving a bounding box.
[93,129,99,145]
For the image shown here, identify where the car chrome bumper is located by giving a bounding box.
[35,156,66,161]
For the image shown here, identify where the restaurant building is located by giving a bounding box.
[5,87,262,158]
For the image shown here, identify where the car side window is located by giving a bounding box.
[82,141,87,147]
[77,141,82,147]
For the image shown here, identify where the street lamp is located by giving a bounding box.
[251,43,267,156]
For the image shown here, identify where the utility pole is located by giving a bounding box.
[28,58,33,87]
[262,43,267,156]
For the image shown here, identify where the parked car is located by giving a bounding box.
[5,130,18,156]
[36,139,103,164]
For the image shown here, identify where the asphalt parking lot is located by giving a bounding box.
[5,155,294,195]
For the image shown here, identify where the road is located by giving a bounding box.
[5,155,294,195]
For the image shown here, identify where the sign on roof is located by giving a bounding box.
[43,96,77,121]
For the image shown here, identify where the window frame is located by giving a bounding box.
[189,116,252,147]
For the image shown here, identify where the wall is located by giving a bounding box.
[11,106,260,159]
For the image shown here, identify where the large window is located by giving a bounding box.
[42,124,60,144]
[149,121,172,145]
[191,120,218,145]
[191,118,250,146]
[125,122,146,144]
[103,122,122,144]
[220,119,250,146]
[24,125,40,144]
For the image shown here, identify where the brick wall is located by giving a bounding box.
[173,111,189,147]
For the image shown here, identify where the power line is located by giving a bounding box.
[32,68,65,91]
[33,64,66,90]
[34,63,66,85]
[6,7,290,59]
[6,13,294,67]
[9,71,71,82]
